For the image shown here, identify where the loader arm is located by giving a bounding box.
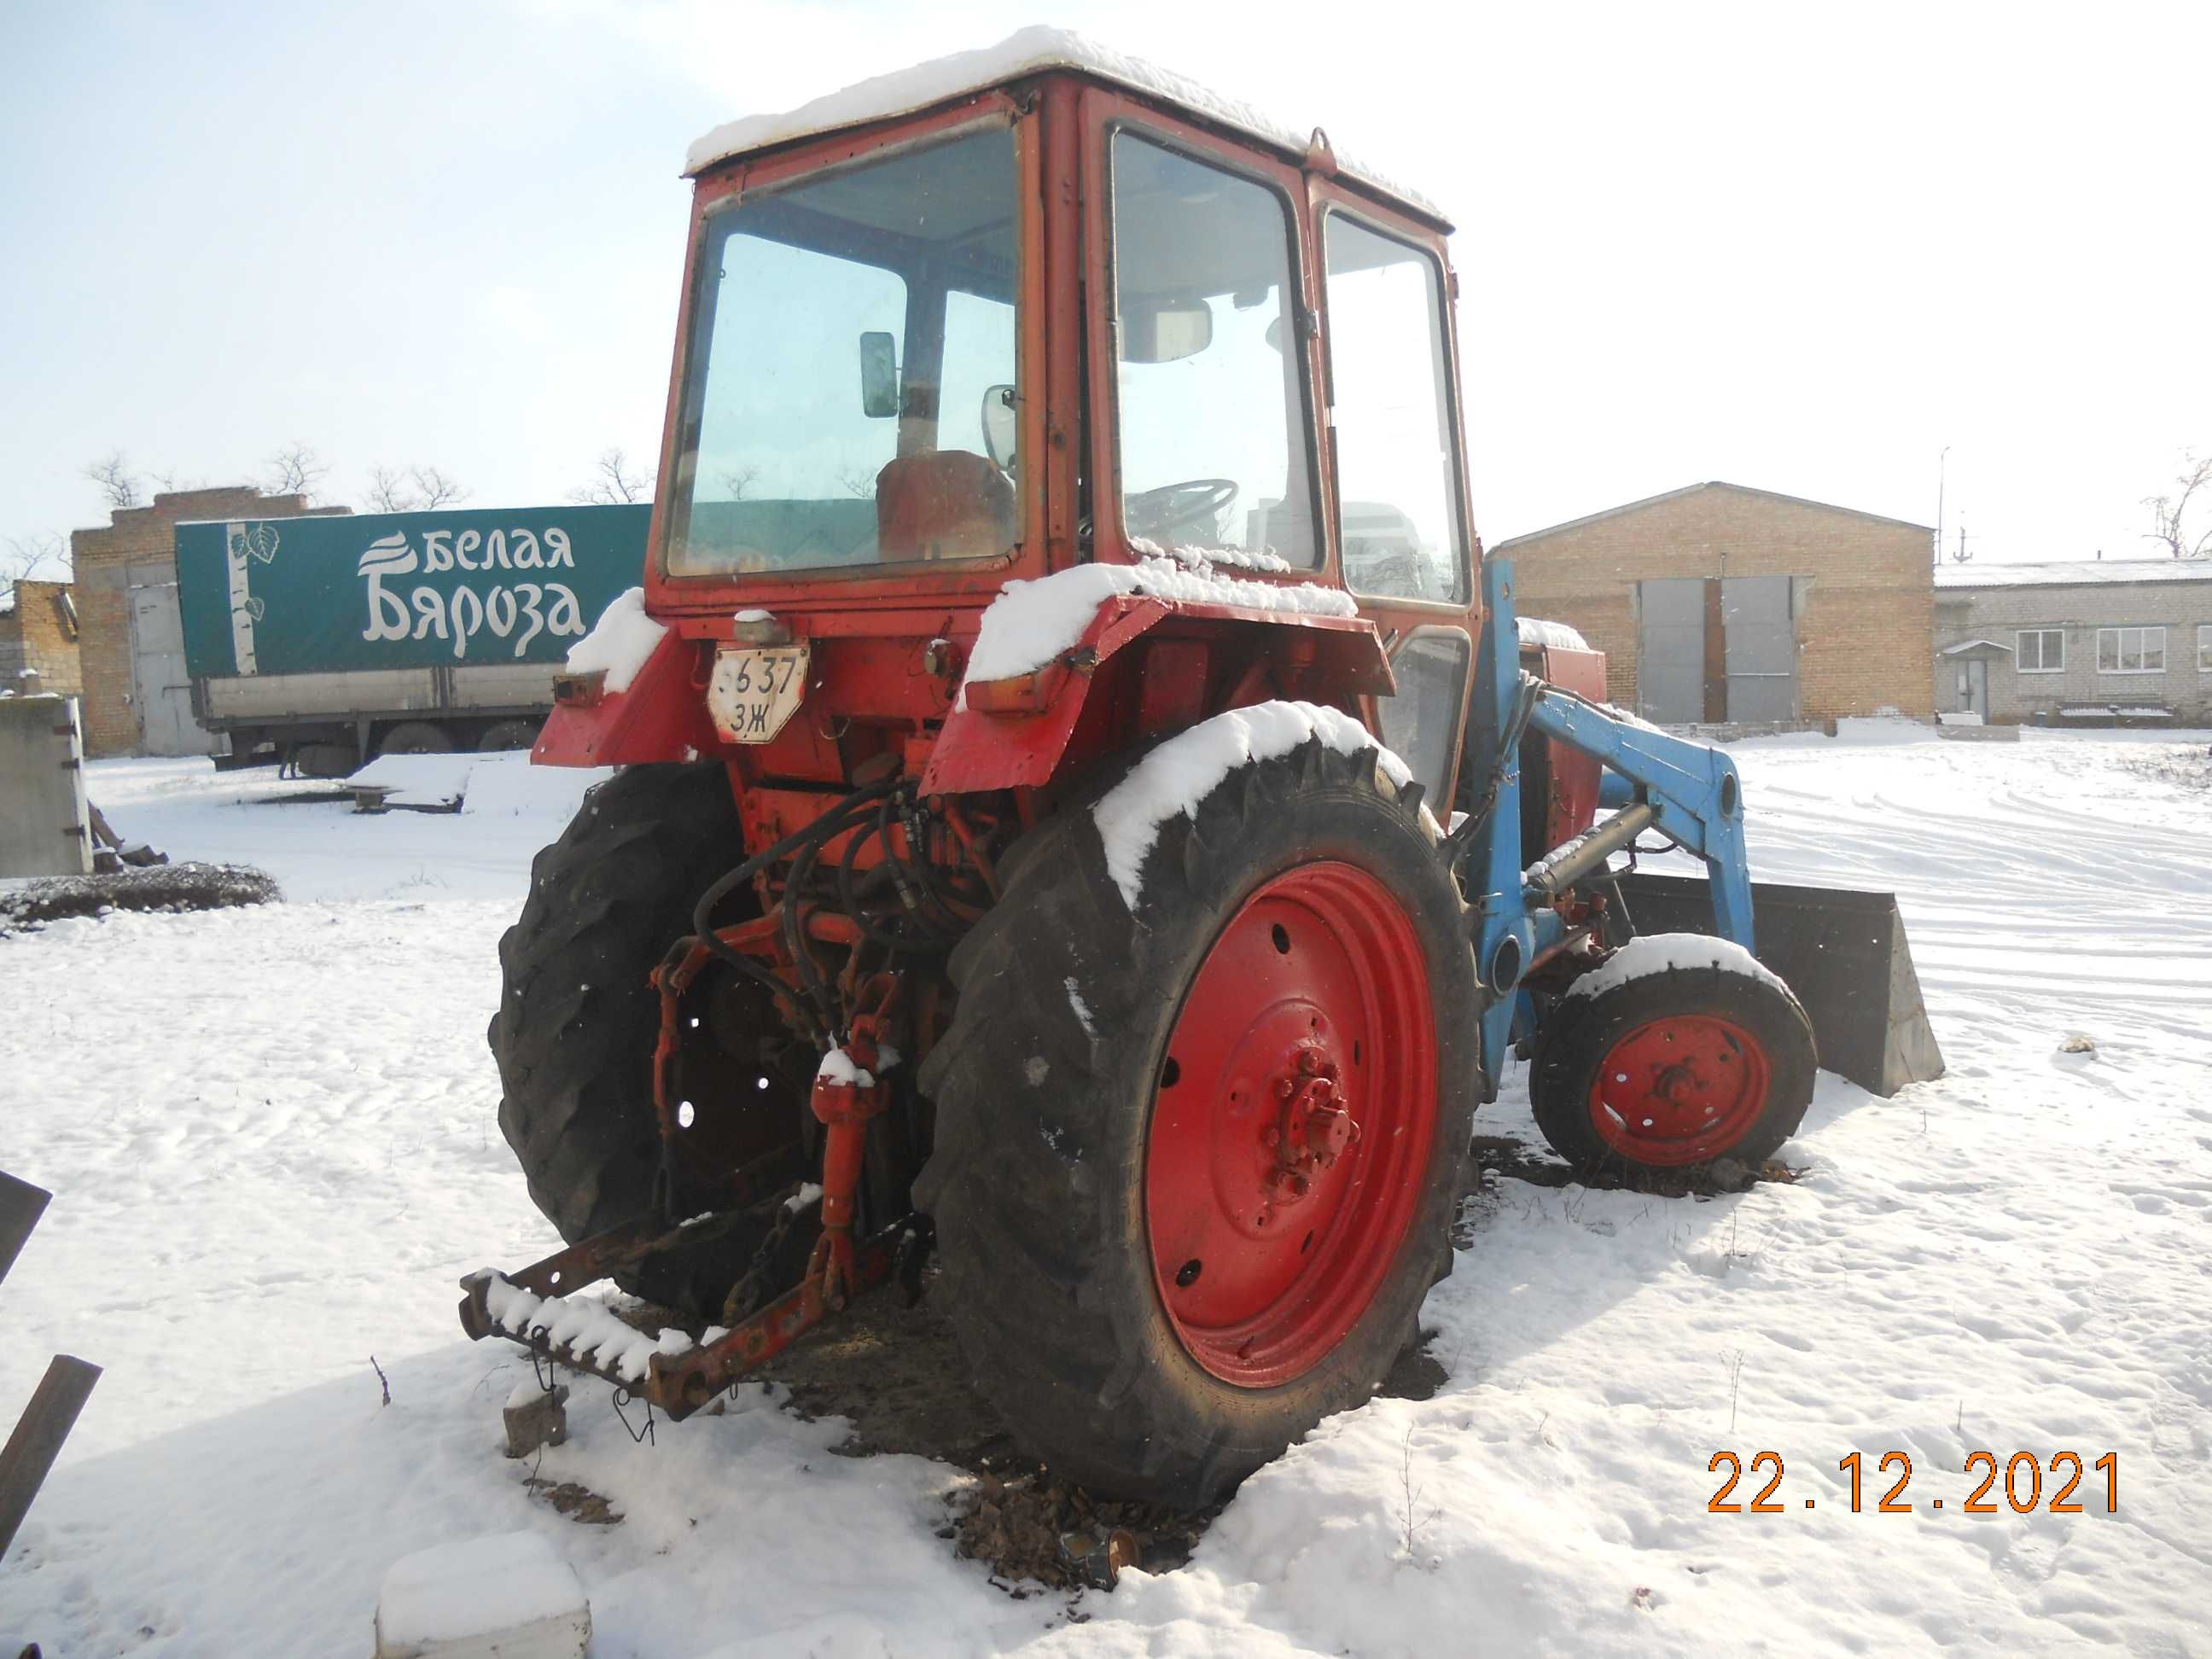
[1461,557,1756,1097]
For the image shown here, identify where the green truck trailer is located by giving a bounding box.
[176,504,645,775]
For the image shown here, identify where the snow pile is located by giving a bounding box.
[473,1275,694,1385]
[375,1529,588,1656]
[1517,616,1590,650]
[1091,701,1413,909]
[563,587,666,694]
[960,556,1356,692]
[346,752,476,808]
[816,1046,874,1089]
[684,26,1441,216]
[458,754,613,818]
[1563,932,1791,1004]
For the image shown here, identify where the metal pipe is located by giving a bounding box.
[1522,801,1658,904]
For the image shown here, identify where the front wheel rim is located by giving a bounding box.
[1144,860,1437,1388]
[1587,1014,1773,1166]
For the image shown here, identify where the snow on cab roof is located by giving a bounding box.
[1935,558,2212,590]
[684,25,1445,223]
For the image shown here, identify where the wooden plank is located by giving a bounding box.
[0,1170,51,1289]
[0,1354,102,1559]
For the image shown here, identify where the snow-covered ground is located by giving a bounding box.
[3,729,2209,1656]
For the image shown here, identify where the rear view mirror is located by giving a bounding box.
[1121,297,1213,364]
[981,385,1016,473]
[859,331,899,418]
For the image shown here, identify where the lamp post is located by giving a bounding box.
[1935,445,1950,567]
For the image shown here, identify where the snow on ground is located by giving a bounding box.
[3,729,2209,1655]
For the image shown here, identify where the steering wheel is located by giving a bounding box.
[1126,477,1239,541]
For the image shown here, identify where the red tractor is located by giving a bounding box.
[461,31,1879,1507]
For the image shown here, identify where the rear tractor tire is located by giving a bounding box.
[489,762,815,1318]
[1528,934,1816,1179]
[917,732,1481,1507]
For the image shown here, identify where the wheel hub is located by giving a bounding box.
[1262,1045,1360,1207]
[1588,1014,1772,1165]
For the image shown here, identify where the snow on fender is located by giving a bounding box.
[1091,701,1421,911]
[1563,933,1791,1004]
[956,555,1356,703]
[562,586,667,694]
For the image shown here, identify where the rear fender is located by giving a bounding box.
[533,630,720,767]
[919,598,1394,795]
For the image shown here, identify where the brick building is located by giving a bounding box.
[1932,560,2212,725]
[0,579,83,697]
[1493,482,1936,725]
[71,487,346,758]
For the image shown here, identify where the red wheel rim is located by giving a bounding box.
[1144,861,1437,1388]
[1586,1015,1771,1166]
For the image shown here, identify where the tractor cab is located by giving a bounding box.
[551,31,1478,812]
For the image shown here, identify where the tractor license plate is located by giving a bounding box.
[707,643,810,743]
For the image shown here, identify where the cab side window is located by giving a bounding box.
[1374,630,1470,806]
[1322,214,1465,603]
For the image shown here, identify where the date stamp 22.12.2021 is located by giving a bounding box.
[1708,1452,2118,1515]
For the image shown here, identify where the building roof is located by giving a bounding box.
[1490,480,1933,552]
[683,26,1444,223]
[1933,558,2212,590]
[1939,637,2014,655]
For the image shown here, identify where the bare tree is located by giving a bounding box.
[3,532,69,583]
[364,464,414,514]
[82,451,143,510]
[717,463,760,501]
[410,465,469,509]
[570,447,649,505]
[264,441,332,503]
[361,463,469,513]
[145,468,206,493]
[2141,451,2212,560]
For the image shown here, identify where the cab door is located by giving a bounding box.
[1307,188,1477,809]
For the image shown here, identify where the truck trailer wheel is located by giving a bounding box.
[489,762,813,1318]
[1528,936,1816,1179]
[380,720,456,755]
[916,732,1481,1506]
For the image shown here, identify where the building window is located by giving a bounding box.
[2016,628,2064,673]
[2199,623,2212,672]
[2096,626,2166,673]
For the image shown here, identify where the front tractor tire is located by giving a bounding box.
[916,736,1481,1507]
[1528,936,1817,1179]
[489,763,812,1318]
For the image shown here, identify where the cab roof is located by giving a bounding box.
[683,26,1447,227]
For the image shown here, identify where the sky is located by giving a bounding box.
[4,0,2208,571]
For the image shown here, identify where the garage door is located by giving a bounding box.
[1635,578,1706,725]
[1720,574,1798,724]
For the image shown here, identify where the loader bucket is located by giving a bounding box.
[1609,873,1944,1097]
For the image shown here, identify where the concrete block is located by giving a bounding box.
[1936,722,2021,742]
[375,1530,589,1659]
[0,695,90,876]
[504,1382,569,1458]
